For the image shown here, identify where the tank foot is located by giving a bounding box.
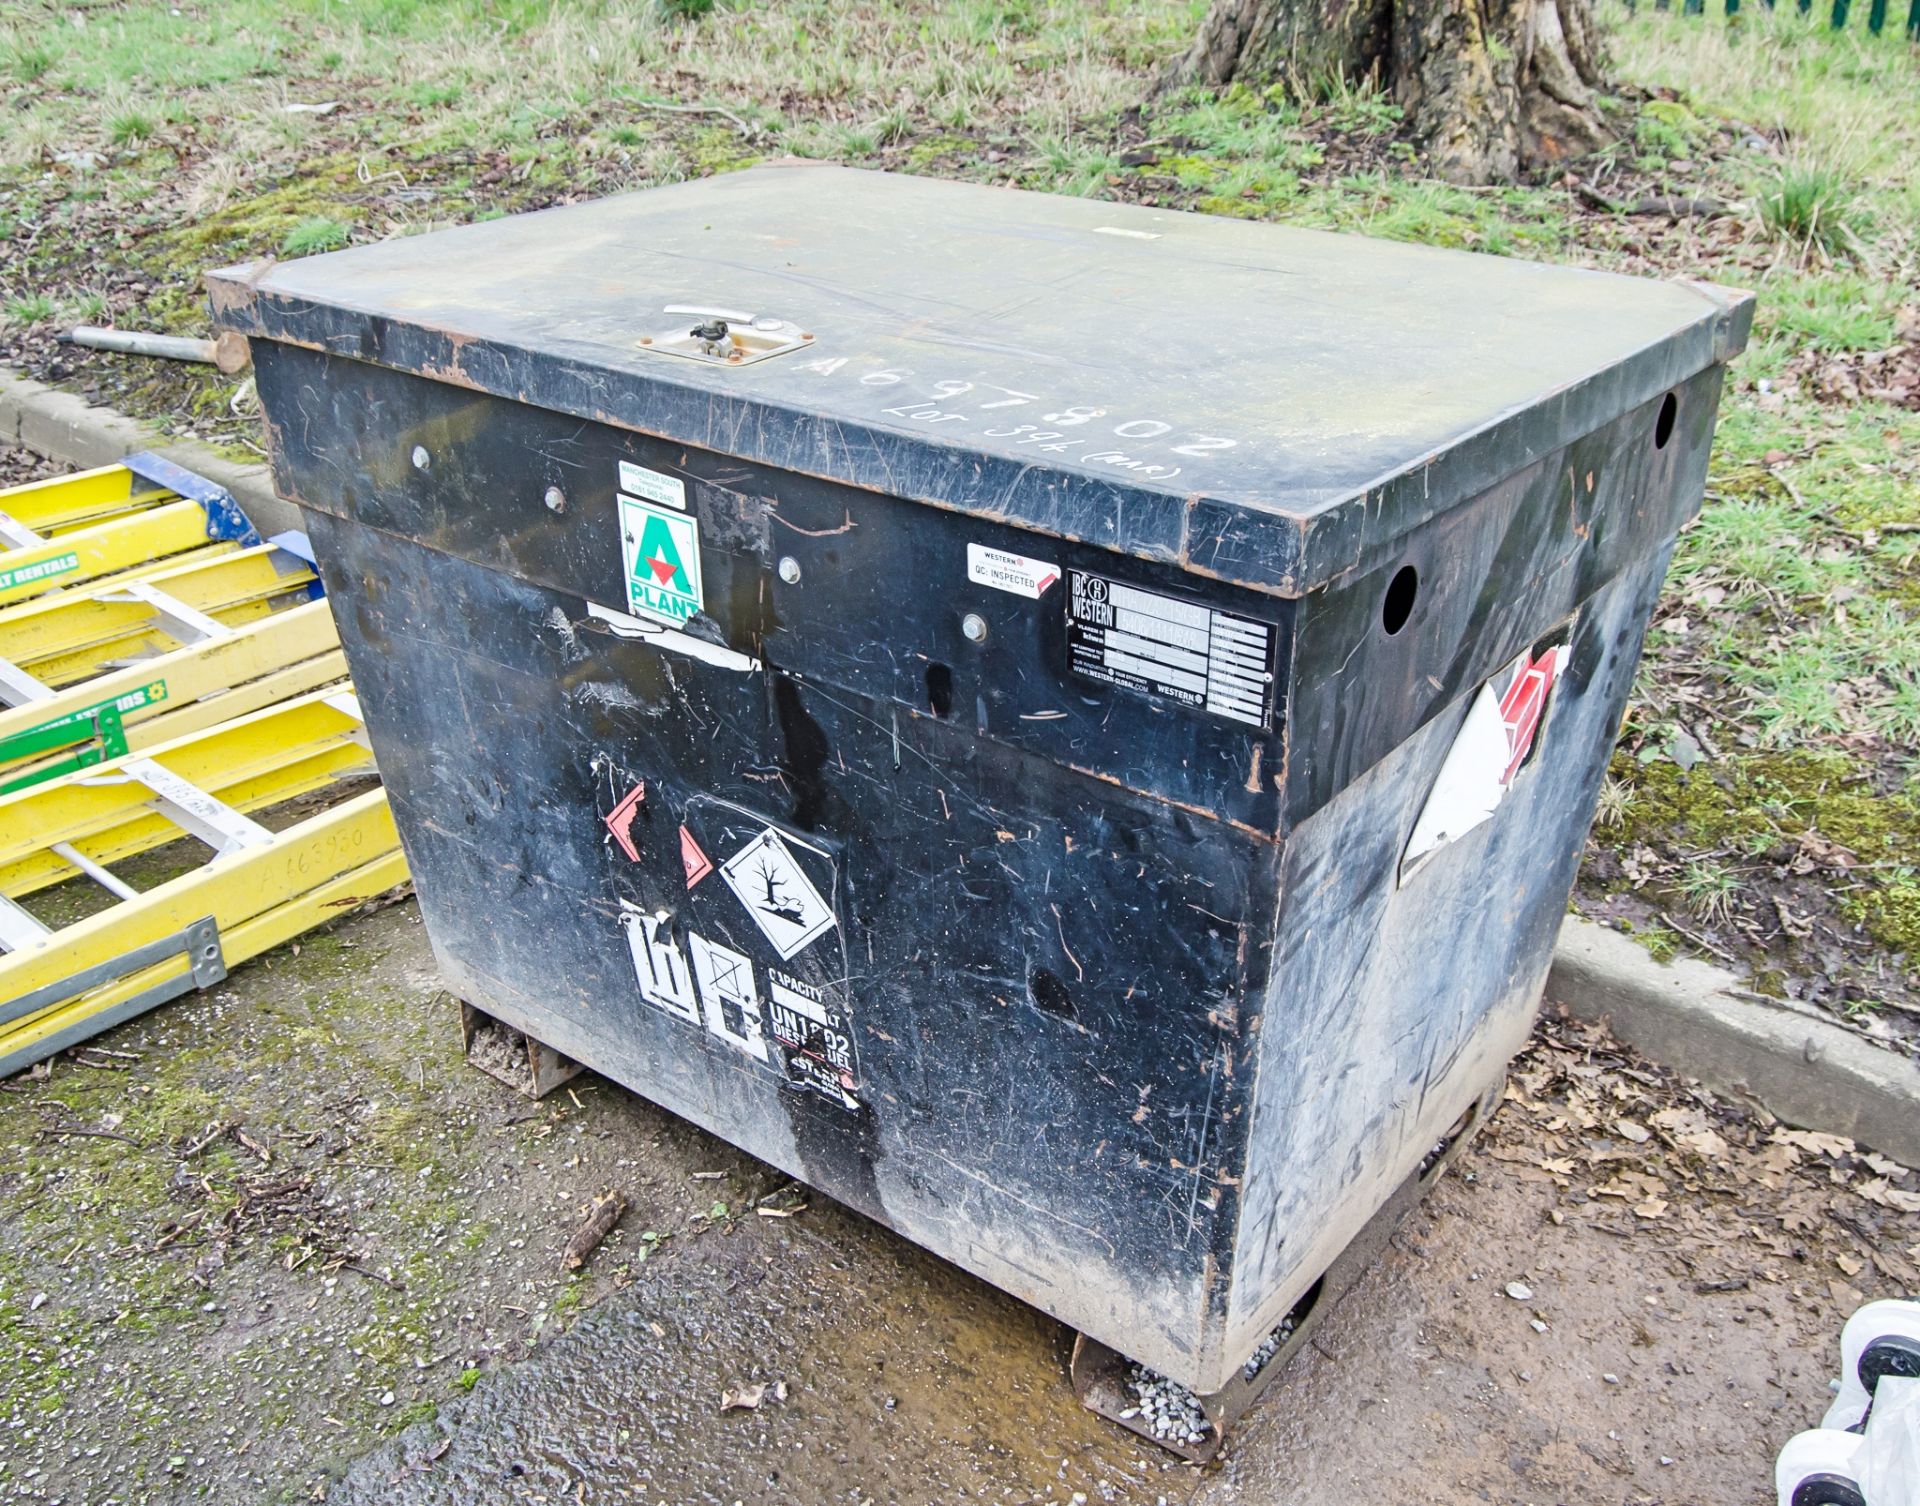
[459,1000,583,1099]
[1070,1077,1503,1461]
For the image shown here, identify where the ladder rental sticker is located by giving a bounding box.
[618,494,703,627]
[0,552,80,596]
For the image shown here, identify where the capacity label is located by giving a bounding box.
[1065,569,1274,729]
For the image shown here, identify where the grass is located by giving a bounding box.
[1754,160,1868,263]
[3,294,54,326]
[281,214,352,256]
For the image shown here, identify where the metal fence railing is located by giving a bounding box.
[1650,0,1920,37]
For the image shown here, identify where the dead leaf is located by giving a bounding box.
[1856,1178,1920,1213]
[1863,1152,1911,1180]
[1762,1143,1803,1176]
[1649,1107,1730,1160]
[720,1380,787,1412]
[1874,1248,1920,1286]
[1836,1253,1865,1277]
[1539,1157,1576,1176]
[1772,1128,1855,1158]
[1634,1197,1670,1220]
[1616,1119,1652,1144]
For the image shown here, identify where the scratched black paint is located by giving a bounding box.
[223,171,1749,1393]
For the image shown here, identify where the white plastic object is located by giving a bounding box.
[1824,1301,1920,1432]
[1855,1377,1920,1506]
[1776,1428,1866,1506]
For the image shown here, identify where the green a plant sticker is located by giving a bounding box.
[619,494,704,627]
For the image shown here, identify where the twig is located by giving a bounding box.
[340,1262,401,1289]
[183,1122,235,1157]
[1571,180,1727,218]
[564,1190,628,1271]
[37,1126,141,1147]
[1659,911,1738,963]
[629,99,759,138]
[68,1052,134,1071]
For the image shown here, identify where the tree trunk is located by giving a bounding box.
[1165,0,1612,185]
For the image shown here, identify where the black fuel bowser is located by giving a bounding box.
[211,164,1751,1449]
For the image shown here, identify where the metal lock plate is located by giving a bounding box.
[636,305,814,367]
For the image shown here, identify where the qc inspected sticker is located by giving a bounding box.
[618,459,687,511]
[619,494,704,627]
[967,542,1059,599]
[1065,569,1275,728]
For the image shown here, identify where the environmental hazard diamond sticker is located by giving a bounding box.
[720,828,836,960]
[619,493,704,627]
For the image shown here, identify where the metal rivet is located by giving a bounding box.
[961,613,988,643]
[777,556,802,584]
[410,445,430,471]
[543,485,567,515]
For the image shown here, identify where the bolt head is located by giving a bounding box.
[962,613,988,643]
[410,445,430,471]
[777,556,802,584]
[543,485,567,515]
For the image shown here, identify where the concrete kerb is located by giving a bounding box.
[1550,918,1920,1168]
[6,366,1918,1167]
[0,369,301,538]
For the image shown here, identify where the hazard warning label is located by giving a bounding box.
[1065,569,1275,728]
[720,828,836,960]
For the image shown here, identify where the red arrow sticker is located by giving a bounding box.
[603,780,646,862]
[1496,649,1561,786]
[680,824,714,888]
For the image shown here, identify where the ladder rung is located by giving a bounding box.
[0,511,43,550]
[52,840,138,901]
[97,579,233,646]
[0,655,52,708]
[0,892,49,952]
[115,756,275,857]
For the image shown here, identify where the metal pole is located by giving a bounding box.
[58,326,250,374]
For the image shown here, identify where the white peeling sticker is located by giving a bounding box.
[618,460,686,511]
[1399,644,1567,886]
[967,542,1060,600]
[686,930,768,1062]
[585,601,761,674]
[620,903,700,1024]
[720,828,837,960]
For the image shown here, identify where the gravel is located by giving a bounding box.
[1121,1365,1212,1447]
[1241,1309,1299,1382]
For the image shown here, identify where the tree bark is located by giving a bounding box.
[1165,0,1612,185]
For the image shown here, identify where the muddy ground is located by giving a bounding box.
[3,897,1916,1506]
